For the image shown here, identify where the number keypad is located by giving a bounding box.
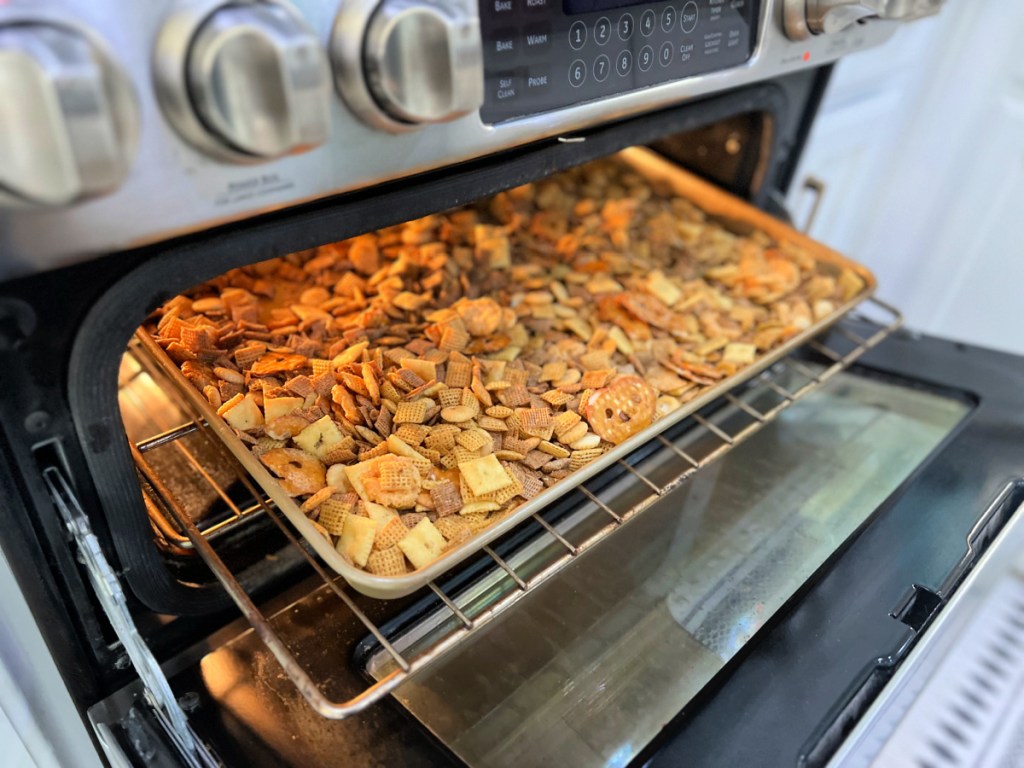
[480,0,758,123]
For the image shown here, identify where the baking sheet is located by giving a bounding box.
[135,147,876,599]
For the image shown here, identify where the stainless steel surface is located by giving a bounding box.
[153,0,330,162]
[783,0,944,39]
[0,0,907,278]
[830,487,1024,768]
[362,0,483,126]
[130,300,904,720]
[0,20,138,208]
[119,349,267,550]
[132,147,880,600]
[380,360,969,767]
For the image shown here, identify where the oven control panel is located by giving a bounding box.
[481,0,760,122]
[0,0,927,279]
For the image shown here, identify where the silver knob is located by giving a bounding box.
[331,0,483,132]
[0,23,139,208]
[155,1,330,162]
[783,0,944,40]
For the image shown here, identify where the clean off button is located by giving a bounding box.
[681,1,698,33]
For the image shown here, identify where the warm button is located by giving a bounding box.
[524,23,552,52]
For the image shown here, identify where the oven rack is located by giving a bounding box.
[131,297,901,720]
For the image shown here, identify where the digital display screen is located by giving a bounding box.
[563,0,647,14]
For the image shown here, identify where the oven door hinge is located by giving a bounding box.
[41,465,216,768]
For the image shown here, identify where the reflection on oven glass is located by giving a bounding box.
[371,367,968,767]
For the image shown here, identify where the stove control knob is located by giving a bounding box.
[783,0,945,40]
[155,1,331,162]
[0,23,139,208]
[332,0,483,131]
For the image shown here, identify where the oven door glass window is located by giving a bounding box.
[367,366,969,767]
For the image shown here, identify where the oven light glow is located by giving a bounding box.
[803,51,811,62]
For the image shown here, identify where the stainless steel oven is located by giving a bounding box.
[7,1,1022,767]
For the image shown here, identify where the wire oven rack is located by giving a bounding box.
[128,297,901,720]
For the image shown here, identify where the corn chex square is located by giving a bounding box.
[316,496,352,535]
[456,428,491,451]
[439,325,470,353]
[379,458,420,493]
[437,387,462,407]
[540,361,567,382]
[373,516,408,551]
[579,350,612,371]
[569,447,604,470]
[496,384,531,408]
[434,515,472,545]
[425,429,457,453]
[581,369,615,388]
[394,423,428,446]
[540,390,573,407]
[516,407,555,440]
[446,359,472,388]
[506,367,529,386]
[458,454,514,497]
[393,399,428,424]
[366,546,407,576]
[477,415,508,432]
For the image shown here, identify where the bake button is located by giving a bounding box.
[492,71,520,101]
[680,1,698,33]
[524,23,552,51]
[640,9,656,37]
[659,40,673,67]
[526,71,551,92]
[661,5,677,32]
[615,48,632,76]
[489,0,514,15]
[493,30,517,56]
[638,44,654,71]
[594,16,612,46]
[617,13,634,41]
[593,53,610,82]
[568,58,587,87]
[569,20,587,50]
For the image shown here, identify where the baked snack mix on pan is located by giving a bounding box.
[146,157,865,576]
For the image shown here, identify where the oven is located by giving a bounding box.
[5,0,1021,766]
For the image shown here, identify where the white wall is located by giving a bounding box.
[787,1,1024,356]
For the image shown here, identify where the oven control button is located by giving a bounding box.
[155,1,331,162]
[0,23,139,208]
[335,0,483,130]
[783,0,944,40]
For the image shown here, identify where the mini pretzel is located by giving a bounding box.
[259,448,327,496]
[584,376,657,445]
